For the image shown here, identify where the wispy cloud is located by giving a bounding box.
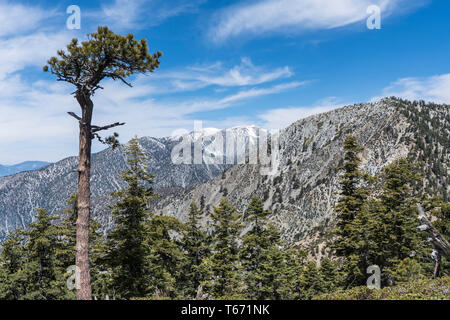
[158,57,293,92]
[209,0,427,43]
[0,74,302,163]
[257,97,343,130]
[259,72,450,132]
[95,57,295,97]
[0,32,72,79]
[0,1,55,37]
[219,82,305,105]
[376,74,450,104]
[99,0,205,29]
[95,80,304,119]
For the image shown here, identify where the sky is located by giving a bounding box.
[0,0,449,164]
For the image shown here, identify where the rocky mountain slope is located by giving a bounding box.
[0,126,261,240]
[155,98,449,243]
[0,161,52,177]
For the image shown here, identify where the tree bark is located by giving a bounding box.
[75,91,93,300]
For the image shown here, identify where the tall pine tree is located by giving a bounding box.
[105,137,157,299]
[332,135,369,287]
[240,195,286,299]
[20,209,71,299]
[333,135,368,256]
[180,202,211,298]
[203,198,243,299]
[0,229,27,299]
[375,159,425,285]
[145,215,186,298]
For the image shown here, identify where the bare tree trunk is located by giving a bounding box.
[75,92,93,300]
[433,251,441,279]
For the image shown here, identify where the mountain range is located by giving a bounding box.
[0,98,448,243]
[0,126,261,240]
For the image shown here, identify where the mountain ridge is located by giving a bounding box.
[154,98,449,243]
[0,98,448,244]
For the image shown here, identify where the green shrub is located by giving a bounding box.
[314,276,450,300]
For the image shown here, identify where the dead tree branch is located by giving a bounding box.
[92,122,125,133]
[416,203,450,258]
[68,111,82,121]
[417,203,450,278]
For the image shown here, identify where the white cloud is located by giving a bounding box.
[96,58,295,96]
[376,74,450,104]
[96,79,302,135]
[0,73,302,163]
[0,76,79,164]
[100,0,205,29]
[0,2,80,163]
[258,72,450,132]
[210,0,425,42]
[219,82,305,105]
[164,57,293,90]
[122,57,294,95]
[0,1,53,37]
[0,32,73,79]
[93,80,304,124]
[100,0,145,29]
[258,97,342,130]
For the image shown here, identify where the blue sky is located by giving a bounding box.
[0,0,449,164]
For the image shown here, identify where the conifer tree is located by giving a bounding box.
[145,215,186,298]
[0,230,27,299]
[180,202,211,298]
[375,159,424,285]
[256,242,289,300]
[319,258,341,293]
[385,258,425,284]
[204,198,243,298]
[333,135,368,257]
[240,195,286,299]
[57,194,78,270]
[332,135,371,287]
[20,209,71,299]
[428,201,450,242]
[58,194,107,298]
[44,27,161,299]
[105,137,157,299]
[0,204,106,300]
[432,202,450,276]
[283,248,308,299]
[299,261,326,300]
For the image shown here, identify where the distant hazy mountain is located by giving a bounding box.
[0,161,52,177]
